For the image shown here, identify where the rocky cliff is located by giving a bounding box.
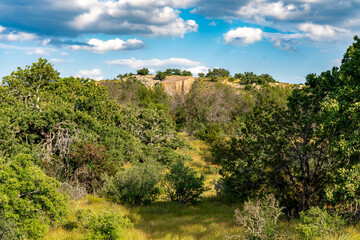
[134,75,196,96]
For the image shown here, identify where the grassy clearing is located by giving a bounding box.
[44,134,360,240]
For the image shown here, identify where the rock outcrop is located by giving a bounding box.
[134,75,196,96]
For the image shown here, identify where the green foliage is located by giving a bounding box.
[76,209,132,240]
[0,59,185,197]
[325,164,360,217]
[137,68,149,75]
[175,81,243,141]
[103,162,162,205]
[0,154,68,239]
[296,207,345,239]
[155,71,166,80]
[234,195,283,240]
[234,72,276,85]
[215,38,360,212]
[165,160,206,205]
[181,70,193,76]
[198,72,205,77]
[206,68,230,82]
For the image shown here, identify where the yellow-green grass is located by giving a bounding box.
[43,196,242,240]
[43,134,360,239]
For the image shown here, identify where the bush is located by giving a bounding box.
[296,207,345,240]
[155,71,166,80]
[103,162,162,205]
[76,209,132,240]
[0,154,68,239]
[165,160,206,205]
[137,68,149,75]
[234,194,283,240]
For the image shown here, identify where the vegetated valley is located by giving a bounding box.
[2,37,360,240]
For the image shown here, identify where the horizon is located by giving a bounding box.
[0,0,359,84]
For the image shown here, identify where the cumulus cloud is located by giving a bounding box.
[0,26,38,41]
[106,57,201,69]
[185,66,210,76]
[0,1,198,37]
[193,0,360,39]
[235,1,309,23]
[77,68,104,80]
[298,23,350,41]
[224,27,263,45]
[69,38,146,53]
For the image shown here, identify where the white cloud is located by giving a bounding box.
[209,21,217,27]
[50,58,73,63]
[149,19,198,37]
[106,57,201,69]
[77,68,104,80]
[298,23,350,41]
[69,38,146,53]
[224,27,263,45]
[25,48,53,56]
[0,43,56,55]
[185,66,209,76]
[236,1,308,22]
[50,58,65,63]
[66,1,198,37]
[0,27,38,42]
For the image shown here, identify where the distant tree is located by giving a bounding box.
[137,68,149,76]
[234,72,276,85]
[181,70,193,76]
[155,71,166,80]
[198,72,205,78]
[206,68,230,81]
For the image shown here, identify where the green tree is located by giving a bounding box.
[137,68,149,76]
[155,71,166,80]
[216,36,360,212]
[165,160,206,205]
[0,154,68,239]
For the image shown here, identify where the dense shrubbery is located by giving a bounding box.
[214,36,360,216]
[76,209,133,240]
[296,207,345,239]
[0,154,68,239]
[102,162,162,205]
[165,160,206,205]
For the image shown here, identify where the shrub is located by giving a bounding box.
[103,162,162,205]
[296,207,345,240]
[0,154,68,239]
[234,194,283,240]
[76,209,132,240]
[137,68,149,75]
[165,160,206,205]
[155,71,166,80]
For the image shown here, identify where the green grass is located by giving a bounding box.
[43,134,360,240]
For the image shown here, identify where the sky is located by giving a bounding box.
[0,0,359,83]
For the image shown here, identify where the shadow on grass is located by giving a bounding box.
[127,197,242,240]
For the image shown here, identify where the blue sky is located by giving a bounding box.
[0,0,359,83]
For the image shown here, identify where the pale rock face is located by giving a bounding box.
[134,75,196,96]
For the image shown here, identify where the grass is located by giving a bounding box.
[43,134,360,240]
